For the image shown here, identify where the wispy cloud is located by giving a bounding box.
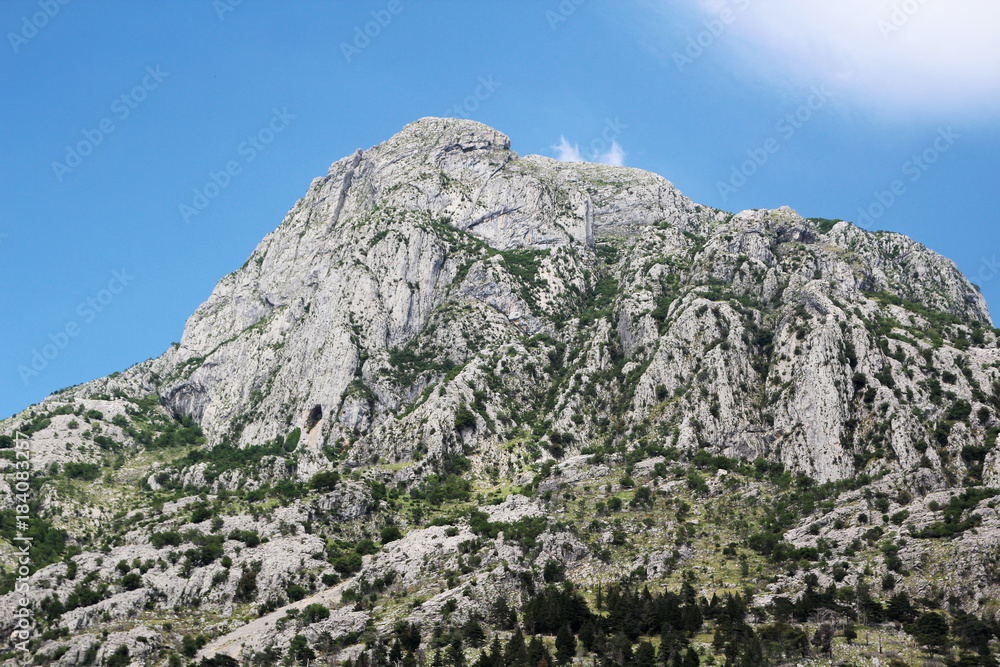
[688,0,1000,116]
[552,136,583,162]
[552,136,626,166]
[600,141,625,166]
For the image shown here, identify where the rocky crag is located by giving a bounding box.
[2,118,999,666]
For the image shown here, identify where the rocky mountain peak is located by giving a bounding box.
[3,119,1000,667]
[377,116,513,158]
[34,119,991,486]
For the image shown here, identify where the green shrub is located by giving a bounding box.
[331,551,362,575]
[181,634,207,658]
[64,462,100,481]
[686,471,709,494]
[105,645,129,667]
[380,525,403,544]
[302,603,330,624]
[543,559,565,582]
[946,399,973,423]
[309,471,340,492]
[272,479,304,500]
[228,529,260,548]
[409,473,471,505]
[234,566,258,602]
[808,218,843,234]
[184,535,224,566]
[454,405,477,431]
[190,504,212,524]
[355,538,379,555]
[917,488,999,538]
[151,531,182,548]
[286,583,308,602]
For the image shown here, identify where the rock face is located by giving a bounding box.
[148,118,719,454]
[2,118,1000,666]
[70,117,994,485]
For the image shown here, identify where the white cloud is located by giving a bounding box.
[552,136,583,162]
[690,0,1000,115]
[600,141,626,166]
[553,136,626,166]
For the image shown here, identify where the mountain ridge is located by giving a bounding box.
[49,118,995,481]
[3,117,1000,667]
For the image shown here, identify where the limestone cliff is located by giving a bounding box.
[2,118,999,667]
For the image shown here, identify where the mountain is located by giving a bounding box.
[3,118,1000,667]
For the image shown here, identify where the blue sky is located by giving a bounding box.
[2,0,999,419]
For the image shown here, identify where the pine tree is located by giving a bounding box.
[289,634,316,665]
[389,638,403,665]
[681,600,703,634]
[811,624,834,655]
[634,640,656,667]
[527,636,553,667]
[463,617,486,648]
[658,625,680,667]
[909,611,950,653]
[447,636,466,667]
[472,649,491,667]
[742,634,763,665]
[579,619,597,653]
[492,596,516,630]
[399,622,422,653]
[504,628,528,667]
[555,624,576,664]
[487,635,503,667]
[372,637,388,667]
[608,632,633,667]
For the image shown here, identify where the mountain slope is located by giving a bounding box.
[2,118,1000,667]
